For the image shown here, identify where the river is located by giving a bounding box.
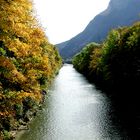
[17,64,130,140]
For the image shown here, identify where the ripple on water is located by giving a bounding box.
[17,64,126,140]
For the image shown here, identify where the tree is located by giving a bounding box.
[0,0,62,138]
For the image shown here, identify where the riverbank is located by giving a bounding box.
[0,90,43,139]
[72,22,140,95]
[3,83,57,140]
[14,110,40,140]
[0,64,63,140]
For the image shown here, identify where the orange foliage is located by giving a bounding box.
[0,0,62,137]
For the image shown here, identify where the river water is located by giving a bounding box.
[17,64,129,140]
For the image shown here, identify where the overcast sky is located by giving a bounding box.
[33,0,110,44]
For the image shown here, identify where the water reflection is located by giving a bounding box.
[17,64,124,140]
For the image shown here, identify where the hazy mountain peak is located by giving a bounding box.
[57,0,140,59]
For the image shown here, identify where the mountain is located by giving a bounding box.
[56,40,69,51]
[57,0,140,59]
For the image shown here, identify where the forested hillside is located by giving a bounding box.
[73,22,140,92]
[0,0,62,139]
[59,0,140,59]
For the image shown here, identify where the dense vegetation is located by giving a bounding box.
[73,22,140,92]
[0,0,62,139]
[72,42,100,75]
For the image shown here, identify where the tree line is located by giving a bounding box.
[0,0,62,139]
[73,22,140,93]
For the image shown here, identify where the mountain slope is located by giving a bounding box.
[58,0,140,59]
[56,40,69,51]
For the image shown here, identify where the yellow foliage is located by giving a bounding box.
[0,0,62,135]
[0,56,15,70]
[89,47,102,71]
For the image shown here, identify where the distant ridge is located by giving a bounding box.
[57,0,140,59]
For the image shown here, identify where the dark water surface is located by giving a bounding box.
[17,64,134,140]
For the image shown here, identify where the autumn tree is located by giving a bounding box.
[72,43,100,75]
[73,22,140,92]
[0,0,62,138]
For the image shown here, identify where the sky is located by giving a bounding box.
[33,0,110,44]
